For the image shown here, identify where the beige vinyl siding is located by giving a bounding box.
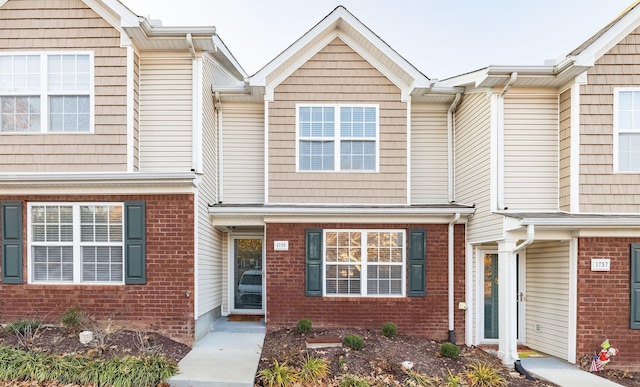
[0,0,127,172]
[133,51,140,171]
[580,25,640,212]
[222,103,265,203]
[138,54,193,172]
[525,241,570,361]
[268,38,407,204]
[455,92,502,243]
[503,93,559,211]
[559,90,571,211]
[411,104,449,203]
[197,56,222,317]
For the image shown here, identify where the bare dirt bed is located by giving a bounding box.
[257,327,638,386]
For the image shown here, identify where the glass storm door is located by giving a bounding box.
[233,238,264,312]
[483,253,499,340]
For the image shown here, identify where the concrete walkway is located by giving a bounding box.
[520,357,623,387]
[169,318,265,387]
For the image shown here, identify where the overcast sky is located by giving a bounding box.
[121,0,634,80]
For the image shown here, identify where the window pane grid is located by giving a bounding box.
[298,105,377,171]
[1,96,41,132]
[30,203,124,284]
[324,230,404,297]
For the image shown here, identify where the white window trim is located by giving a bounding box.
[295,103,380,172]
[613,87,640,173]
[322,229,405,298]
[0,51,95,134]
[27,202,124,285]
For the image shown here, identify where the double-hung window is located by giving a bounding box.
[0,52,92,133]
[297,105,378,171]
[29,203,123,284]
[615,88,640,172]
[323,230,405,297]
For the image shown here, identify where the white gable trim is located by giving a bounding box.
[252,6,428,98]
[574,4,640,66]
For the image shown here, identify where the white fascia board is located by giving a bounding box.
[212,35,249,79]
[437,68,489,88]
[210,205,475,217]
[95,0,140,27]
[574,5,640,67]
[0,172,196,183]
[520,217,640,227]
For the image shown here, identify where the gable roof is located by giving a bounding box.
[247,6,434,102]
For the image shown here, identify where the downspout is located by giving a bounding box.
[214,91,224,203]
[448,93,461,203]
[513,224,534,252]
[186,33,196,59]
[497,72,517,210]
[448,212,461,343]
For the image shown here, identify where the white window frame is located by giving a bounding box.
[296,104,379,172]
[613,87,640,173]
[322,229,405,297]
[27,202,124,285]
[0,51,94,134]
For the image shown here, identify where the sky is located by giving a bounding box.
[121,0,635,80]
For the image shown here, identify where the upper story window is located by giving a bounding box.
[615,88,640,172]
[297,105,378,172]
[0,53,92,133]
[28,203,123,284]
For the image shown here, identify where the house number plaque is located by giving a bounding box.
[274,241,289,251]
[591,258,611,272]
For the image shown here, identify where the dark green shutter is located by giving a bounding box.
[2,201,23,284]
[631,244,640,329]
[305,228,323,296]
[125,201,146,284]
[408,228,426,297]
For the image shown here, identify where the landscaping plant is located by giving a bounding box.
[343,334,364,351]
[466,361,507,387]
[440,342,460,359]
[258,359,298,387]
[339,374,370,387]
[60,305,87,334]
[296,318,312,334]
[403,368,438,386]
[298,353,329,383]
[381,322,397,339]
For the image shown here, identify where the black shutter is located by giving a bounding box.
[2,201,23,284]
[408,228,426,297]
[124,201,146,284]
[305,228,323,296]
[631,244,640,329]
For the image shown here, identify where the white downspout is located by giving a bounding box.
[448,93,461,203]
[497,72,517,210]
[215,91,224,203]
[448,212,461,343]
[513,224,534,252]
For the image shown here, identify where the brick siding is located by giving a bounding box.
[265,223,465,342]
[0,194,195,345]
[577,237,640,369]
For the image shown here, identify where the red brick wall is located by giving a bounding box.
[577,237,640,369]
[265,223,465,342]
[0,194,195,345]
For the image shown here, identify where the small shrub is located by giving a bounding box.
[440,342,460,359]
[343,334,364,351]
[296,318,312,334]
[466,362,507,387]
[337,355,347,370]
[339,374,370,387]
[258,360,298,387]
[6,319,41,335]
[298,353,329,383]
[403,368,437,386]
[61,305,86,333]
[381,322,397,338]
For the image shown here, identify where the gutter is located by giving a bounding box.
[513,224,534,252]
[448,93,461,203]
[448,213,461,343]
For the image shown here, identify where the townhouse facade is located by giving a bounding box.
[3,0,640,369]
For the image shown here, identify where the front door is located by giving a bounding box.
[232,237,264,313]
[480,251,525,342]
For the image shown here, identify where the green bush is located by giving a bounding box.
[440,342,460,359]
[343,334,364,351]
[60,305,86,333]
[0,347,177,386]
[5,319,41,335]
[298,353,329,383]
[339,374,370,387]
[381,322,397,338]
[296,318,312,334]
[466,362,507,387]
